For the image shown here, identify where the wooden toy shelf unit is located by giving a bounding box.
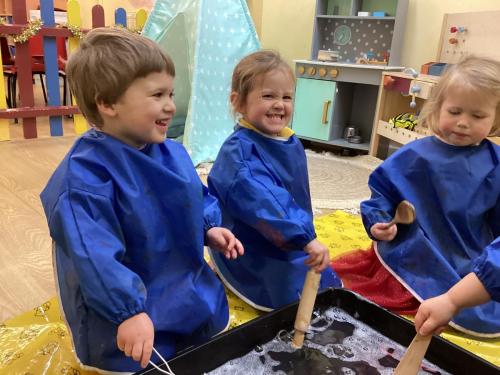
[291,0,408,153]
[369,71,437,158]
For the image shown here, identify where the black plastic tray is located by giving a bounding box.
[138,288,499,374]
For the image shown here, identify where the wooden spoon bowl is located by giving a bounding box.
[388,200,416,226]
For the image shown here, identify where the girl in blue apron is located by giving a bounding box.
[334,56,500,337]
[208,50,341,311]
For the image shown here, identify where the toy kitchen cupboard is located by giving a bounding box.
[291,0,408,152]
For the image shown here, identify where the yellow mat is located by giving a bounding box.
[1,211,498,373]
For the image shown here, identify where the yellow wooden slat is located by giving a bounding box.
[67,0,88,135]
[136,9,147,29]
[0,46,10,141]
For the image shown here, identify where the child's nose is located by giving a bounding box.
[457,118,469,128]
[163,99,176,112]
[273,100,285,108]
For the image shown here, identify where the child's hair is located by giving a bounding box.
[230,50,294,115]
[66,27,175,127]
[419,55,500,137]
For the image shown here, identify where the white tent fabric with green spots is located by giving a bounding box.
[142,0,260,165]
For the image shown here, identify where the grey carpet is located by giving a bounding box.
[305,150,381,213]
[197,150,381,214]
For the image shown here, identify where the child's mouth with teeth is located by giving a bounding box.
[155,120,168,127]
[267,114,283,120]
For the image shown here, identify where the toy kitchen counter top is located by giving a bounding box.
[295,59,405,85]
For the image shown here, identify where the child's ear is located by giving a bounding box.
[95,98,117,118]
[230,92,244,114]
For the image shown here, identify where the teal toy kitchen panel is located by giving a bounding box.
[292,78,336,141]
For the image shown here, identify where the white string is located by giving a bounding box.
[148,346,175,375]
[37,305,50,323]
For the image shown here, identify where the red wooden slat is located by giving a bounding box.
[0,24,25,33]
[0,106,80,119]
[92,5,105,28]
[0,25,87,38]
[13,0,37,138]
[40,27,90,36]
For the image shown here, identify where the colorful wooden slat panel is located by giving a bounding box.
[0,43,9,141]
[92,5,105,28]
[115,8,127,27]
[41,0,63,136]
[13,0,37,138]
[136,9,148,30]
[67,0,87,134]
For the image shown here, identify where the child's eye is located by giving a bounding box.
[262,94,273,99]
[283,95,293,101]
[170,92,175,99]
[448,110,460,115]
[473,114,485,119]
[153,92,163,98]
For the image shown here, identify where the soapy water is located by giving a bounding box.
[207,307,449,375]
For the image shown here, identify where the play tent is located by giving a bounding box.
[142,0,260,165]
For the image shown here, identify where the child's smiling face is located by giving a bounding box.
[99,71,176,148]
[237,69,295,136]
[437,85,497,146]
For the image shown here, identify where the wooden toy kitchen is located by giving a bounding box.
[291,0,409,152]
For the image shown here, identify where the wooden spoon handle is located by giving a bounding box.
[394,333,432,375]
[292,270,321,349]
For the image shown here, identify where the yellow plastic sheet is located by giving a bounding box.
[314,210,373,258]
[1,210,498,373]
[0,299,99,374]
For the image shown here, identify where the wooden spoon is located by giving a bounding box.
[394,333,432,375]
[291,270,321,349]
[387,200,416,227]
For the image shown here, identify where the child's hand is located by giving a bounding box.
[370,222,397,241]
[206,227,244,259]
[414,293,459,336]
[303,239,330,273]
[117,312,154,368]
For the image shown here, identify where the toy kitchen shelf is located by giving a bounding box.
[369,71,436,158]
[291,0,408,152]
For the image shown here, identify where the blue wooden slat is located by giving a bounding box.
[115,8,127,27]
[41,0,63,136]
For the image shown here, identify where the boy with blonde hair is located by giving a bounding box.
[41,27,243,373]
